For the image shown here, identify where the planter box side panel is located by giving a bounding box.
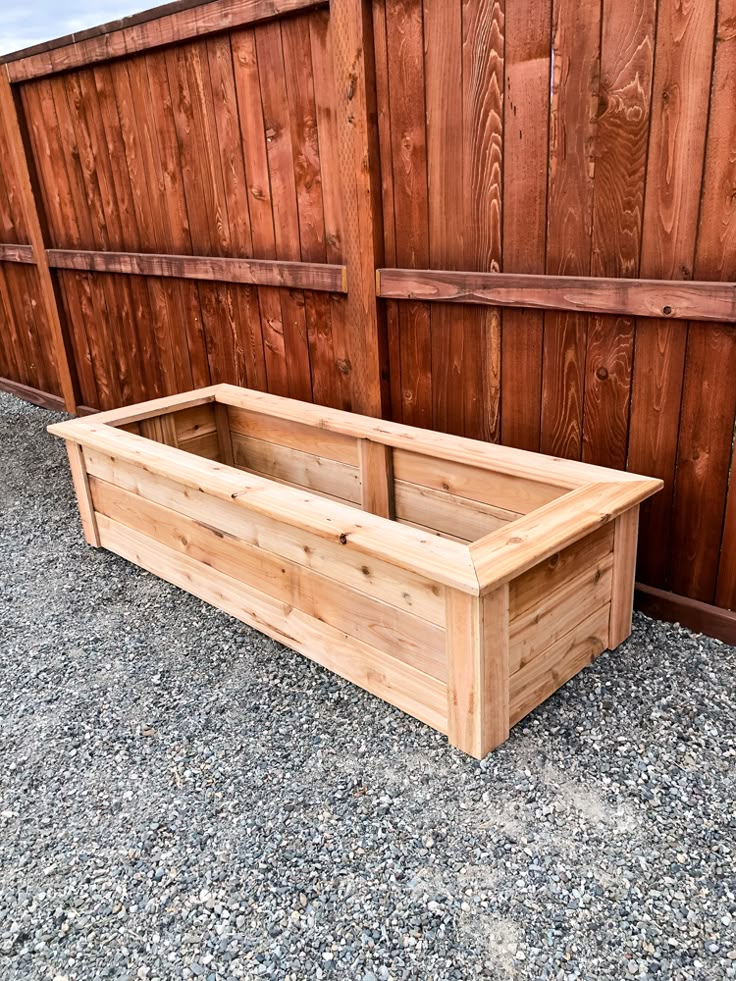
[81,447,449,732]
[508,522,615,726]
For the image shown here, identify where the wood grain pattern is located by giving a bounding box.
[671,0,736,605]
[462,0,504,443]
[540,0,601,461]
[43,248,346,291]
[583,0,656,470]
[5,0,327,81]
[385,0,431,428]
[377,269,736,322]
[628,0,718,588]
[0,73,76,409]
[501,0,550,451]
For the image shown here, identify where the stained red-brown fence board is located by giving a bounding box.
[371,0,401,422]
[18,79,100,407]
[3,0,328,82]
[500,0,550,453]
[230,27,289,396]
[256,20,314,403]
[462,0,503,444]
[583,0,656,471]
[628,0,717,588]
[541,0,601,461]
[385,0,431,428]
[205,34,268,392]
[308,9,352,410]
[282,14,336,408]
[671,0,736,605]
[423,0,462,438]
[91,63,164,401]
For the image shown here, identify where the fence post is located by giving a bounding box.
[329,0,387,418]
[0,67,78,413]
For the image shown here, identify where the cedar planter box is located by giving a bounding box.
[49,385,661,758]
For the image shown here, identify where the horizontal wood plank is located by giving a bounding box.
[52,423,480,593]
[394,481,519,542]
[96,512,448,731]
[215,385,649,488]
[231,432,362,503]
[43,249,346,293]
[472,482,660,593]
[4,0,328,81]
[84,447,447,623]
[393,448,567,514]
[509,556,613,674]
[227,405,359,465]
[0,243,34,263]
[634,582,736,647]
[509,523,614,619]
[91,476,447,677]
[509,604,610,725]
[378,268,736,323]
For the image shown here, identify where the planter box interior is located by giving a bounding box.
[49,385,661,758]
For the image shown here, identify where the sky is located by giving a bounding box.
[0,1,147,56]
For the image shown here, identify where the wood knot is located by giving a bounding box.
[596,366,609,381]
[662,305,672,315]
[339,533,348,544]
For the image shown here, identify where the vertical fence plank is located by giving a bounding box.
[670,0,736,603]
[462,0,504,443]
[628,0,717,588]
[0,69,77,411]
[330,0,386,417]
[540,0,601,461]
[424,0,463,437]
[500,0,550,452]
[583,0,656,471]
[384,0,431,428]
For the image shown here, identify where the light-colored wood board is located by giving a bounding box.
[50,387,219,429]
[172,403,218,442]
[177,430,221,461]
[214,402,234,466]
[96,513,447,732]
[82,447,447,624]
[215,384,649,487]
[394,481,519,543]
[91,476,447,678]
[509,604,610,726]
[471,482,661,593]
[227,404,359,465]
[65,440,100,545]
[446,586,509,759]
[393,449,567,514]
[231,432,362,504]
[510,522,614,619]
[359,439,394,519]
[608,505,639,648]
[510,556,614,673]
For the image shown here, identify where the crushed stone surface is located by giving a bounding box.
[0,391,734,981]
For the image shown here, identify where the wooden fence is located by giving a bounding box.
[0,0,734,643]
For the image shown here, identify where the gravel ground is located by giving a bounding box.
[0,390,734,981]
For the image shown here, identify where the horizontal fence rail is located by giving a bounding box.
[0,0,735,643]
[377,269,736,324]
[0,245,347,292]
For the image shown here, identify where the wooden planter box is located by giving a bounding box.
[49,385,661,758]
